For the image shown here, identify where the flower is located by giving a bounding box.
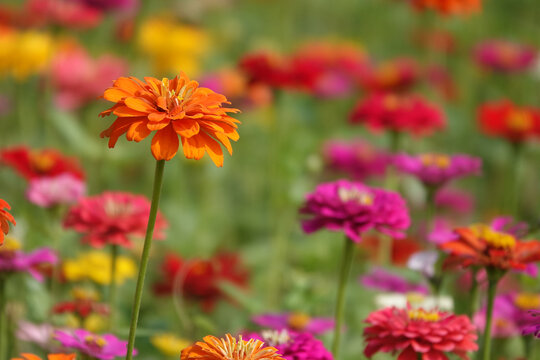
[373,293,454,311]
[428,218,459,245]
[322,140,391,181]
[151,333,192,357]
[435,188,474,214]
[99,73,241,165]
[359,267,429,294]
[248,330,333,360]
[54,329,134,360]
[440,223,540,272]
[239,51,295,89]
[252,313,334,335]
[363,307,478,359]
[62,251,136,285]
[76,0,138,12]
[153,252,249,311]
[474,40,536,73]
[478,100,540,143]
[407,250,439,278]
[26,174,86,208]
[12,354,76,360]
[300,180,410,243]
[16,322,59,352]
[0,198,15,245]
[0,146,84,180]
[350,93,445,136]
[50,43,127,111]
[53,296,109,319]
[0,237,57,281]
[521,310,540,338]
[411,0,481,16]
[181,334,284,360]
[362,58,419,93]
[393,153,481,187]
[21,0,102,29]
[64,191,167,248]
[473,294,520,338]
[358,235,422,266]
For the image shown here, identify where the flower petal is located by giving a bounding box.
[151,125,179,161]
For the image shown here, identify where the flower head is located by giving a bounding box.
[151,333,192,357]
[411,0,481,16]
[394,153,481,187]
[362,58,419,93]
[350,93,445,136]
[26,174,86,208]
[300,180,410,243]
[0,237,57,281]
[521,310,540,338]
[239,51,295,89]
[478,100,540,143]
[99,74,240,165]
[54,329,133,360]
[248,330,333,360]
[407,250,439,278]
[474,40,536,73]
[12,354,76,360]
[16,322,59,352]
[76,0,138,12]
[181,334,284,360]
[0,198,15,245]
[62,251,136,285]
[64,191,167,248]
[363,306,478,359]
[359,267,429,294]
[252,313,334,335]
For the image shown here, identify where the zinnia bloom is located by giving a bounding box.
[359,267,429,294]
[150,333,192,357]
[522,310,540,338]
[1,146,85,180]
[362,58,419,93]
[252,313,334,335]
[0,237,57,281]
[363,307,478,359]
[17,322,61,352]
[26,174,86,208]
[12,354,75,360]
[358,235,422,266]
[440,223,540,272]
[473,294,521,338]
[62,251,136,285]
[478,100,540,143]
[181,334,284,360]
[55,329,134,360]
[474,40,536,73]
[248,330,333,360]
[239,51,295,89]
[435,188,474,214]
[99,73,240,165]
[393,153,481,187]
[64,191,167,248]
[350,93,445,136]
[300,180,410,243]
[0,198,15,245]
[411,0,481,16]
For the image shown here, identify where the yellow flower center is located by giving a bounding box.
[338,187,373,205]
[406,292,426,305]
[507,110,533,132]
[420,154,451,168]
[71,287,100,301]
[498,43,518,65]
[408,309,440,322]
[514,293,540,310]
[287,313,311,331]
[470,224,516,249]
[30,151,54,172]
[85,335,107,348]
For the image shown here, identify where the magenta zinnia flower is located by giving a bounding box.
[54,329,134,360]
[474,40,536,73]
[363,307,478,360]
[26,174,86,208]
[248,330,333,360]
[0,240,57,282]
[359,267,429,294]
[252,313,334,335]
[394,153,481,187]
[64,191,167,248]
[473,294,520,338]
[300,180,410,243]
[522,310,540,338]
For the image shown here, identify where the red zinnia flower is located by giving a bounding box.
[478,100,540,143]
[0,198,15,246]
[1,146,85,180]
[412,0,481,16]
[153,252,249,312]
[239,51,295,90]
[440,224,540,272]
[364,307,478,359]
[362,58,419,93]
[64,191,167,248]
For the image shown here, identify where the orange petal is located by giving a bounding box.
[113,77,143,95]
[103,88,131,103]
[173,120,200,138]
[148,112,167,122]
[113,106,148,117]
[199,132,224,167]
[126,121,152,142]
[182,135,205,160]
[124,97,155,113]
[151,125,179,161]
[100,117,138,147]
[147,119,170,131]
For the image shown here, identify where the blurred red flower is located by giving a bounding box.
[478,100,540,143]
[239,52,295,90]
[0,198,15,246]
[1,146,85,180]
[412,0,481,16]
[359,235,422,266]
[153,252,249,312]
[362,58,419,93]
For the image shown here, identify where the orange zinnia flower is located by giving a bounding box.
[181,334,284,360]
[100,73,240,166]
[12,354,76,360]
[412,0,481,16]
[440,224,540,271]
[0,198,15,246]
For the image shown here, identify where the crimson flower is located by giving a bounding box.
[478,100,540,143]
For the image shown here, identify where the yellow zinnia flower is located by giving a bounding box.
[151,333,192,357]
[63,251,136,285]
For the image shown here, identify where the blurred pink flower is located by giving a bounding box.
[435,188,474,214]
[359,267,429,294]
[248,330,333,360]
[24,0,102,29]
[51,45,127,110]
[17,321,61,352]
[26,174,86,208]
[252,313,334,335]
[428,218,458,245]
[75,0,138,12]
[0,245,57,282]
[474,40,536,73]
[55,329,134,360]
[473,294,522,338]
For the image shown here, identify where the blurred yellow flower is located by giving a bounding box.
[0,29,53,80]
[65,313,107,333]
[63,251,136,285]
[151,333,191,357]
[137,17,209,76]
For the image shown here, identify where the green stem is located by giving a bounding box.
[417,353,422,360]
[481,270,501,360]
[508,142,522,216]
[424,186,438,232]
[0,276,7,360]
[108,244,119,332]
[468,269,479,318]
[331,238,355,359]
[125,160,166,360]
[384,131,402,191]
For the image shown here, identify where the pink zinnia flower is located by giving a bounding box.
[24,0,102,29]
[64,191,167,248]
[51,44,127,111]
[17,321,60,352]
[350,93,445,136]
[363,307,478,360]
[473,294,521,338]
[54,329,134,360]
[26,174,86,208]
[248,330,333,360]
[300,180,410,243]
[522,310,540,338]
[394,153,481,187]
[474,40,536,73]
[435,188,474,214]
[322,140,391,181]
[75,0,138,12]
[252,313,334,335]
[0,242,57,282]
[359,267,429,294]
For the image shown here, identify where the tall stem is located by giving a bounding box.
[108,244,119,331]
[0,276,7,360]
[508,142,522,216]
[125,160,166,360]
[468,269,479,318]
[331,238,355,359]
[481,270,501,360]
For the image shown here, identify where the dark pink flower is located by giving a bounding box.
[248,330,333,360]
[359,267,429,294]
[474,40,536,73]
[26,174,86,208]
[0,241,57,282]
[300,180,410,242]
[252,313,334,335]
[54,329,134,360]
[435,188,474,214]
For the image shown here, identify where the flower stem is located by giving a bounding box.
[108,244,119,332]
[331,238,355,359]
[0,276,7,360]
[468,269,479,318]
[125,160,166,360]
[507,142,522,216]
[481,270,501,360]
